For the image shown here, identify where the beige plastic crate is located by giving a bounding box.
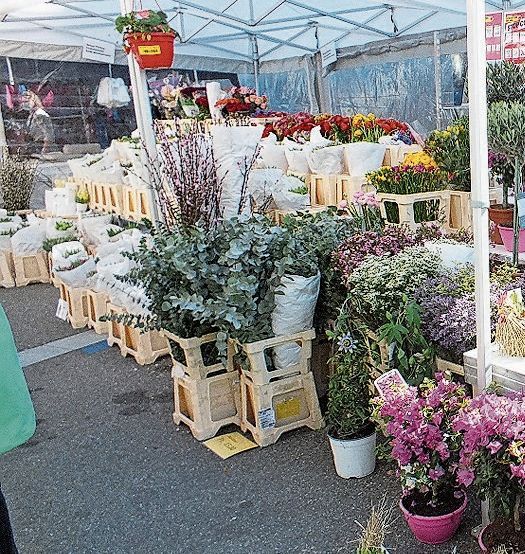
[172,370,241,441]
[240,372,324,447]
[86,290,110,335]
[234,330,316,386]
[13,252,50,286]
[0,250,15,288]
[58,281,89,329]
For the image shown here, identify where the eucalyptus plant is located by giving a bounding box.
[488,101,525,265]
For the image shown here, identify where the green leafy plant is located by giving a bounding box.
[326,302,377,440]
[487,62,525,105]
[426,117,470,192]
[55,220,74,232]
[0,153,37,212]
[115,10,177,35]
[377,298,435,385]
[281,209,361,331]
[43,235,77,252]
[488,101,525,265]
[289,184,308,195]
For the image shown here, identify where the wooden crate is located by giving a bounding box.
[234,330,316,386]
[47,253,60,288]
[376,190,450,230]
[436,357,464,377]
[0,250,15,288]
[240,372,324,447]
[122,186,152,222]
[106,183,124,215]
[91,182,108,212]
[13,252,50,286]
[172,370,241,441]
[449,189,504,231]
[58,281,89,329]
[86,290,109,335]
[310,175,338,206]
[270,205,326,225]
[366,331,390,382]
[107,303,169,365]
[162,330,231,380]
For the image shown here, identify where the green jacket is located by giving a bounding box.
[0,305,36,455]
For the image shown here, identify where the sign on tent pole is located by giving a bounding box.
[321,42,337,68]
[82,38,116,65]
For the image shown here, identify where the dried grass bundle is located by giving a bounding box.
[0,151,38,211]
[496,313,525,358]
[355,495,396,554]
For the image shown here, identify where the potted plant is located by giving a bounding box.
[75,189,89,213]
[488,101,525,264]
[488,152,514,244]
[115,10,179,70]
[373,373,469,544]
[453,391,525,552]
[326,306,377,479]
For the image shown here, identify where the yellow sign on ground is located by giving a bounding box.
[203,432,257,459]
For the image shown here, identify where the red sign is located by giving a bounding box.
[486,12,503,61]
[504,10,525,64]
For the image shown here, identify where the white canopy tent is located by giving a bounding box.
[0,0,513,406]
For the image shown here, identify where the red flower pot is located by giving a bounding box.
[400,493,467,545]
[125,32,175,69]
[489,205,513,244]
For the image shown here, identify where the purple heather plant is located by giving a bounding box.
[334,224,417,285]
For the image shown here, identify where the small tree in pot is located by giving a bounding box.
[326,301,378,479]
[488,101,525,264]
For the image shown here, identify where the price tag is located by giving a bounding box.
[138,45,161,56]
[56,299,69,321]
[258,407,276,430]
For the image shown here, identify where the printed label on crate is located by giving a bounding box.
[258,407,276,429]
[56,299,68,321]
[203,432,257,459]
[275,397,301,421]
[374,369,408,398]
[138,45,162,56]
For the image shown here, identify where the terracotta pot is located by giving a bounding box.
[400,493,467,545]
[125,32,175,69]
[488,205,513,244]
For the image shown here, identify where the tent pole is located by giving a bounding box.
[119,0,161,225]
[433,31,443,130]
[251,35,260,94]
[466,0,492,393]
[466,0,492,529]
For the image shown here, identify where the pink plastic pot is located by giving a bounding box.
[498,225,525,253]
[478,525,488,552]
[399,493,468,545]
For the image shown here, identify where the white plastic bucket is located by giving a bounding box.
[328,431,376,479]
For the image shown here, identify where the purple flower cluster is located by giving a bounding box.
[374,373,467,496]
[415,269,525,363]
[334,225,417,284]
[453,391,525,488]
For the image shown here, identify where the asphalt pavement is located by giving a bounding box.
[0,284,481,554]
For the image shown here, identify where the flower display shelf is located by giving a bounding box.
[233,330,316,386]
[85,290,110,335]
[58,281,89,329]
[436,356,464,377]
[90,182,109,213]
[162,330,232,380]
[122,185,152,222]
[104,183,124,214]
[0,250,15,288]
[448,188,503,231]
[376,190,451,230]
[240,372,324,447]
[106,303,169,365]
[172,368,241,441]
[13,251,50,287]
[464,344,525,394]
